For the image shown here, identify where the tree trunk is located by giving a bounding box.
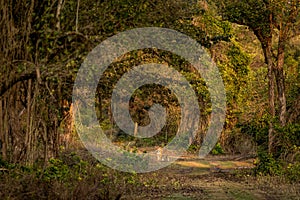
[266,45,276,154]
[3,98,8,161]
[275,34,287,126]
[56,0,64,30]
[253,9,277,154]
[261,37,276,154]
[25,79,32,163]
[0,99,6,160]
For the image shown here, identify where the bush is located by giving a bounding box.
[285,162,300,183]
[254,151,283,176]
[211,143,224,155]
[0,152,137,199]
[40,158,70,181]
[237,117,269,149]
[273,123,300,160]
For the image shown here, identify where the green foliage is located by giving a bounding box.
[37,152,89,182]
[273,123,300,159]
[220,43,251,103]
[211,143,224,155]
[125,171,139,185]
[1,0,299,180]
[215,0,272,36]
[285,162,300,183]
[238,116,269,148]
[0,152,142,199]
[227,44,250,77]
[238,118,300,181]
[255,153,300,182]
[40,158,70,181]
[0,156,16,171]
[254,151,283,176]
[188,144,199,153]
[238,117,299,176]
[0,156,9,168]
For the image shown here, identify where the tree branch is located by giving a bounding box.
[0,71,36,97]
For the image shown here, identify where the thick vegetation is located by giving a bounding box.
[0,0,299,198]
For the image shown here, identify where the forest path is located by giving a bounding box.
[71,149,299,199]
[123,154,299,200]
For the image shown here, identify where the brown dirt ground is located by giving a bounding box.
[121,154,300,200]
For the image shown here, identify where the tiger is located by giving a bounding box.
[156,147,170,162]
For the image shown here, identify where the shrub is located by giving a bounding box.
[254,151,283,176]
[285,162,300,183]
[211,143,224,155]
[40,158,70,181]
[273,123,300,160]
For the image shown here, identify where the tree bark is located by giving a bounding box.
[257,31,276,154]
[76,0,80,32]
[264,42,276,154]
[0,70,36,97]
[0,99,5,160]
[25,79,32,163]
[56,0,64,30]
[274,29,287,126]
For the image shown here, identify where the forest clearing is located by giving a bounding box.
[1,149,299,199]
[0,0,299,199]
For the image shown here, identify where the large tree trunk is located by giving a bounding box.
[275,32,287,126]
[253,8,278,154]
[264,42,276,154]
[257,31,276,154]
[274,56,286,127]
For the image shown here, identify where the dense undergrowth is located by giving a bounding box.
[241,121,300,182]
[0,151,137,200]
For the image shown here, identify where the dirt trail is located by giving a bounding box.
[74,148,299,199]
[123,155,299,200]
[176,154,255,171]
